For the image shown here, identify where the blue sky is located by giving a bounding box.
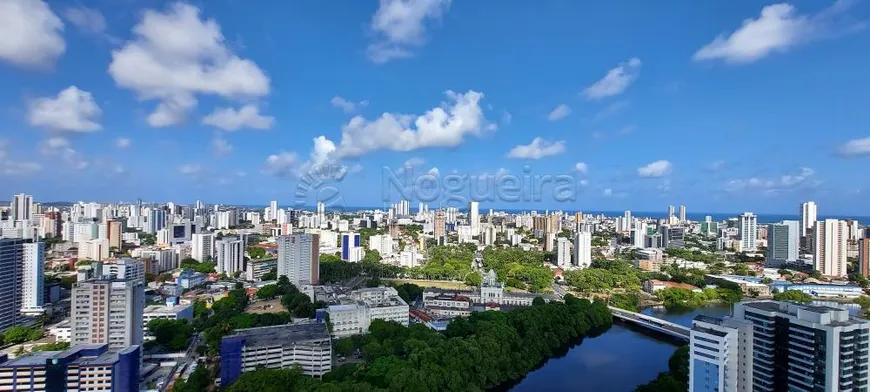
[1,0,870,215]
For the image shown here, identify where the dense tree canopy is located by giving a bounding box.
[226,295,612,391]
[147,319,193,351]
[773,290,813,304]
[480,246,553,292]
[180,258,216,274]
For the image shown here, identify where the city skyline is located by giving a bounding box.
[2,1,870,214]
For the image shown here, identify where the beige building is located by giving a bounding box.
[813,219,848,277]
[71,278,145,350]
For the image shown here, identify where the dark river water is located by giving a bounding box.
[508,301,862,392]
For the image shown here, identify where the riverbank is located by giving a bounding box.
[508,305,732,391]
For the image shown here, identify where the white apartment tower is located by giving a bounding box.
[191,233,216,262]
[71,278,145,351]
[800,201,818,238]
[277,233,320,287]
[737,212,757,251]
[270,200,278,221]
[10,194,33,222]
[573,232,592,268]
[689,315,754,392]
[20,242,44,314]
[469,201,480,236]
[216,237,244,276]
[814,219,848,277]
[556,237,572,269]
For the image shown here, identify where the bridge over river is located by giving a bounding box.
[608,306,690,341]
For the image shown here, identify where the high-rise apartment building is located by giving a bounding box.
[667,205,675,218]
[800,201,817,238]
[814,219,848,277]
[71,278,145,350]
[277,233,320,287]
[341,232,362,262]
[679,205,687,223]
[191,233,216,262]
[689,315,754,392]
[21,242,44,315]
[433,211,446,239]
[269,200,278,221]
[216,237,244,276]
[105,220,122,249]
[766,220,799,266]
[0,238,38,329]
[573,232,591,268]
[10,193,33,222]
[859,238,870,278]
[556,237,572,268]
[469,201,480,236]
[737,212,757,251]
[730,300,869,391]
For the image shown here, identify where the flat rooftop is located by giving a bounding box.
[225,322,330,347]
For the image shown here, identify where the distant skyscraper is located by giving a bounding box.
[191,233,215,262]
[737,212,757,251]
[678,205,686,223]
[556,237,572,268]
[270,200,278,221]
[573,232,591,268]
[20,242,44,315]
[667,205,675,218]
[71,278,145,350]
[814,219,848,277]
[859,238,870,278]
[469,201,480,236]
[800,201,817,237]
[215,237,244,276]
[341,232,362,262]
[10,194,33,222]
[277,233,320,287]
[434,211,446,239]
[766,220,799,266]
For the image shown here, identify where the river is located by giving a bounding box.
[507,302,862,392]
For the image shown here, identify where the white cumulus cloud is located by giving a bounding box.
[507,138,566,159]
[547,104,571,121]
[212,136,233,156]
[331,96,369,114]
[178,163,203,176]
[575,162,588,174]
[108,2,270,127]
[40,137,88,170]
[839,136,870,156]
[637,160,672,178]
[0,0,65,68]
[325,90,490,158]
[366,0,451,63]
[63,6,106,35]
[694,1,861,64]
[725,167,817,194]
[28,86,102,132]
[582,58,642,100]
[115,137,131,148]
[203,104,274,131]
